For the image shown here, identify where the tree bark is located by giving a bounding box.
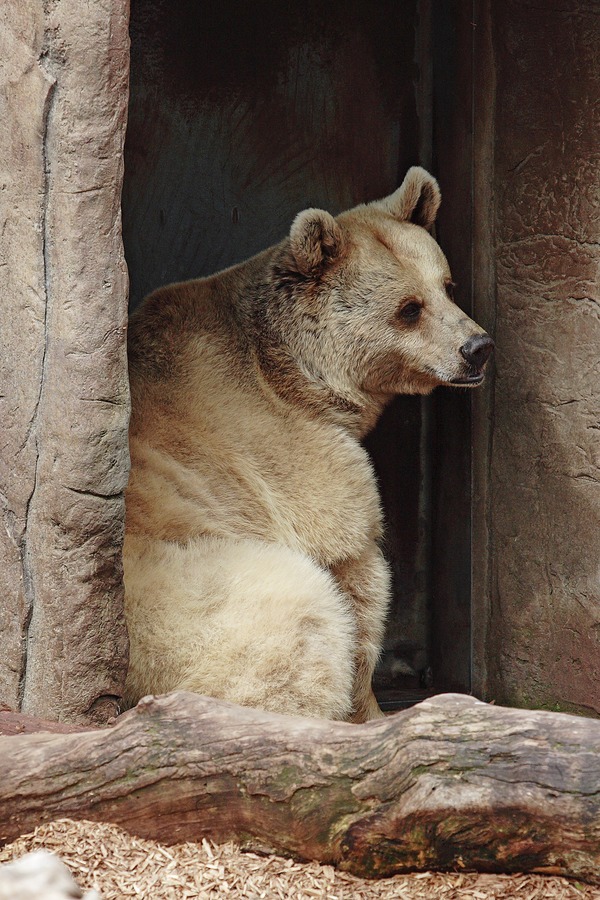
[1,692,599,883]
[0,709,92,737]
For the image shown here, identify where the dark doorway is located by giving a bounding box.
[123,0,474,708]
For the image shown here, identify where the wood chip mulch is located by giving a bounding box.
[0,819,597,900]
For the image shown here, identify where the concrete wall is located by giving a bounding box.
[474,0,600,716]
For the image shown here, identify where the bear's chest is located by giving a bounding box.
[130,384,383,566]
[249,418,382,565]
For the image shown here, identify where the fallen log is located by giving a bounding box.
[1,692,599,882]
[0,710,94,737]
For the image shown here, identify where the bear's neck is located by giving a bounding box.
[163,247,388,439]
[227,250,386,439]
[253,335,385,438]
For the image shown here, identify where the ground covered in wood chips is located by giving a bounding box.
[0,819,597,900]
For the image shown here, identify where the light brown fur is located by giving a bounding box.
[124,167,492,722]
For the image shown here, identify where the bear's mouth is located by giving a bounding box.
[449,371,485,386]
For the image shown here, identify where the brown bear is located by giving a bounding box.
[124,167,493,722]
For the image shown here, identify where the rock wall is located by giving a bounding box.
[475,0,600,715]
[0,0,130,723]
[1,0,597,723]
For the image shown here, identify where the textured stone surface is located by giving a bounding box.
[0,1,130,723]
[1,0,597,725]
[482,0,600,714]
[0,2,47,717]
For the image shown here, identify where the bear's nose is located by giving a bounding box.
[459,334,495,369]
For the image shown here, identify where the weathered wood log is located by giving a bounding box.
[1,692,599,882]
[0,710,93,737]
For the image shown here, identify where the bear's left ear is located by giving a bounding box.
[372,166,441,230]
[289,208,345,276]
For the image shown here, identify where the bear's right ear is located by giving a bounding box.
[289,208,344,276]
[371,167,441,230]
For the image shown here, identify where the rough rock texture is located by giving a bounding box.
[0,1,130,723]
[477,0,600,714]
[1,0,596,726]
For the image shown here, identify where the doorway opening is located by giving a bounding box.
[122,0,475,709]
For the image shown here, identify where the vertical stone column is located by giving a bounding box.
[474,0,600,715]
[0,0,131,723]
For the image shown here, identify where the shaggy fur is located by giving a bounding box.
[124,167,493,722]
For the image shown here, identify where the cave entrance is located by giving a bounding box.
[123,0,475,709]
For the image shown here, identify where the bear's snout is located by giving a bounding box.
[459,334,495,370]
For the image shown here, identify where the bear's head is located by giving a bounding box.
[278,167,493,422]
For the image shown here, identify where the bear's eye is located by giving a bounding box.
[445,280,456,301]
[398,301,422,322]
